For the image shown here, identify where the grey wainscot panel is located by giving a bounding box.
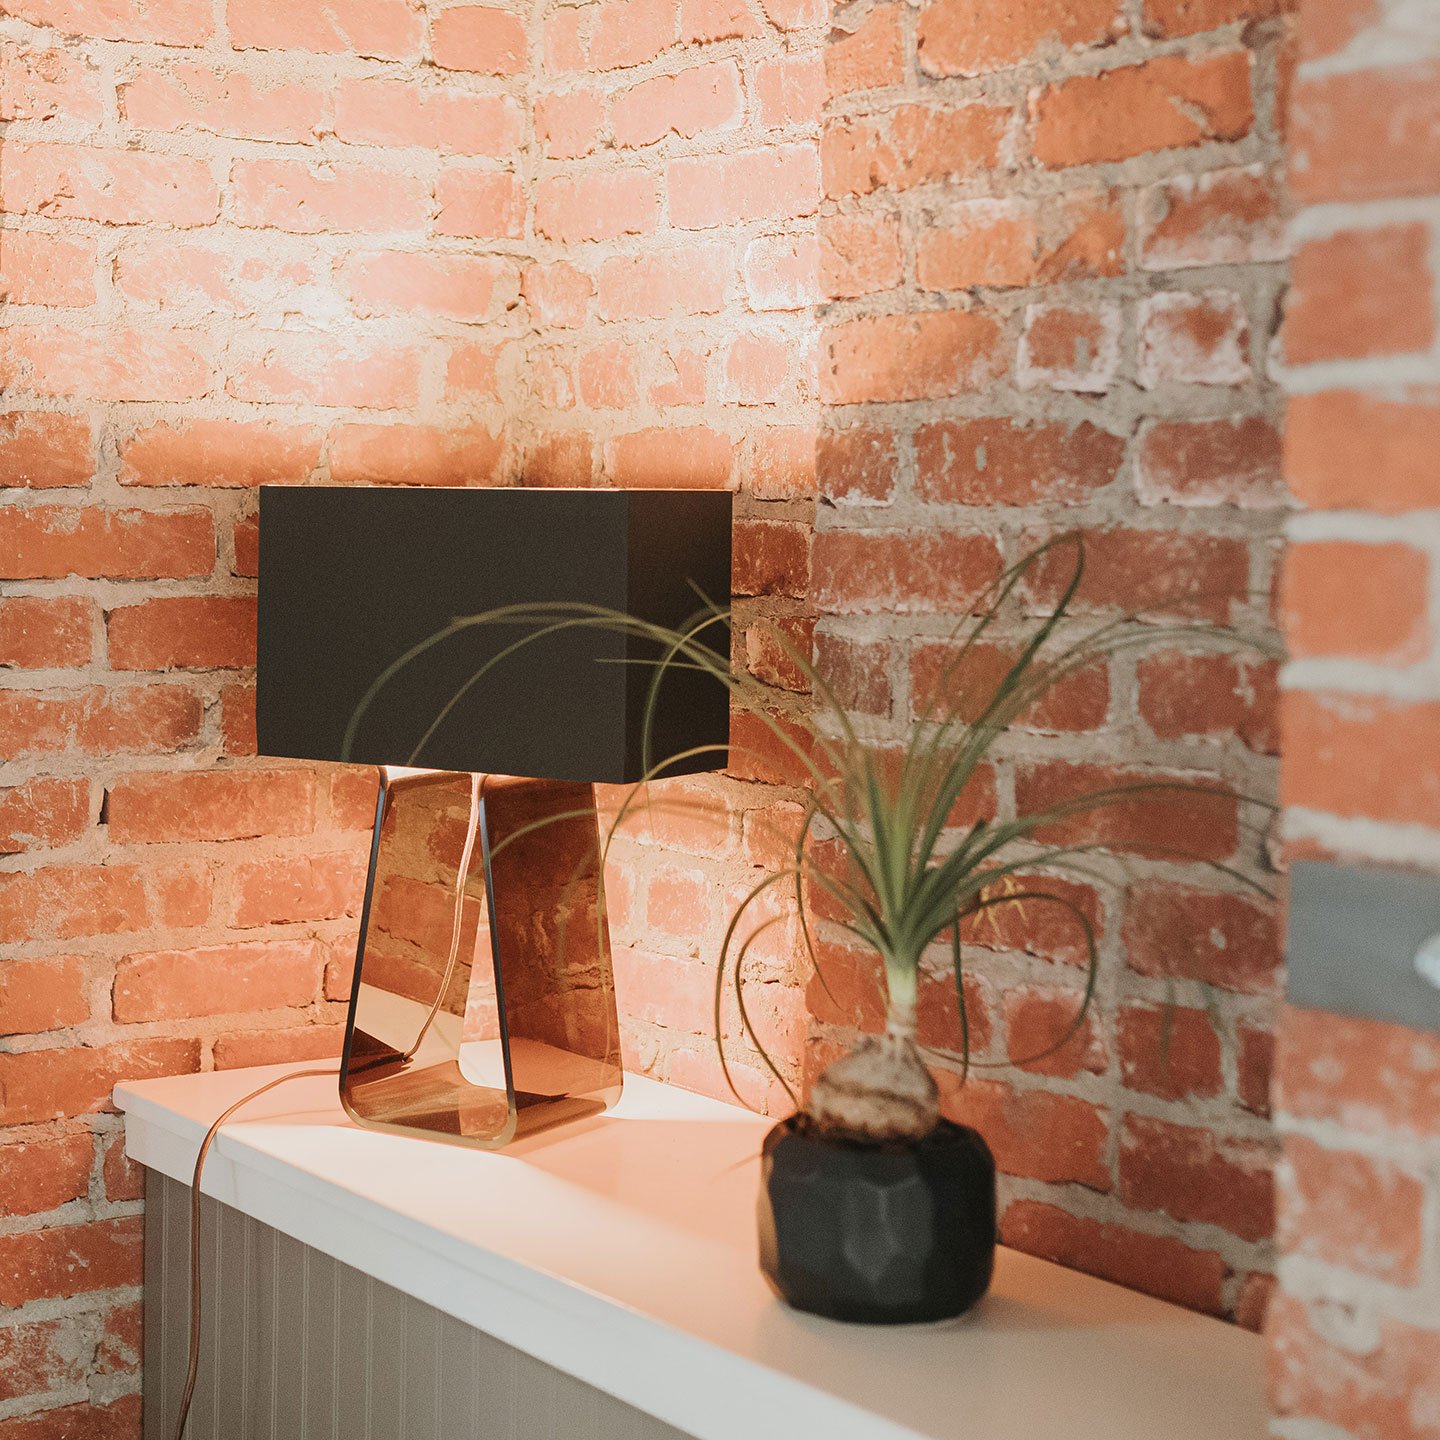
[143,1172,692,1440]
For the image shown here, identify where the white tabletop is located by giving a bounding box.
[117,1061,1264,1440]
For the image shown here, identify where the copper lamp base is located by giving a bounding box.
[339,767,623,1150]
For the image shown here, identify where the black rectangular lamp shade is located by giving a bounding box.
[256,485,732,784]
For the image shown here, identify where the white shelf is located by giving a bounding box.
[117,1062,1264,1440]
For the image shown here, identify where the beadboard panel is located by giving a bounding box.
[143,1171,690,1440]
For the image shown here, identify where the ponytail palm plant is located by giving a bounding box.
[347,533,1270,1148]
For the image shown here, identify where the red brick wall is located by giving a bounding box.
[0,0,1297,1428]
[810,0,1291,1326]
[1270,0,1440,1428]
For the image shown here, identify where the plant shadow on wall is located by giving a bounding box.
[348,533,1278,1326]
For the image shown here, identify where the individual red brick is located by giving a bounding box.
[0,1038,199,1124]
[107,768,315,844]
[445,343,503,403]
[1282,691,1440,827]
[0,1217,142,1306]
[1137,290,1250,387]
[120,63,323,141]
[535,87,605,159]
[1001,1200,1225,1315]
[114,939,326,1021]
[916,968,994,1057]
[823,309,1006,404]
[1033,52,1253,166]
[1136,415,1282,508]
[1139,165,1285,270]
[0,1314,91,1403]
[646,869,716,944]
[522,263,594,329]
[335,78,522,155]
[1125,881,1279,993]
[822,104,1008,197]
[212,1025,345,1070]
[578,341,639,410]
[956,872,1103,967]
[0,684,202,758]
[744,428,812,502]
[732,521,811,599]
[668,144,819,228]
[0,413,92,489]
[344,252,515,322]
[919,0,1121,75]
[329,423,504,486]
[0,956,90,1035]
[1280,1134,1424,1283]
[226,336,421,410]
[1286,388,1440,514]
[1119,1114,1273,1240]
[0,506,212,581]
[753,53,823,127]
[912,638,1109,733]
[227,0,423,56]
[524,432,594,487]
[1021,526,1249,623]
[231,159,430,234]
[812,632,891,714]
[152,861,213,930]
[220,682,256,755]
[328,767,381,831]
[0,777,88,854]
[1,143,219,226]
[1018,302,1121,392]
[0,1127,92,1217]
[727,706,816,788]
[827,5,904,93]
[3,46,101,125]
[111,236,322,313]
[812,529,1001,613]
[820,213,903,299]
[1286,224,1434,364]
[2,327,211,404]
[119,419,321,487]
[0,232,97,307]
[431,7,528,73]
[0,597,93,670]
[916,417,1124,506]
[614,946,717,1035]
[1004,988,1104,1077]
[725,334,789,405]
[611,61,743,149]
[1237,1023,1271,1116]
[597,247,731,320]
[1284,540,1429,663]
[939,1075,1110,1188]
[1017,760,1238,861]
[608,427,733,488]
[1137,651,1279,754]
[3,0,211,43]
[535,172,660,243]
[102,1134,144,1203]
[1118,1003,1222,1100]
[815,424,896,504]
[1290,61,1440,203]
[544,5,587,66]
[589,0,677,69]
[917,191,1124,292]
[107,596,257,670]
[1277,1006,1440,1141]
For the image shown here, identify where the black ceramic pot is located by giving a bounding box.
[758,1116,996,1324]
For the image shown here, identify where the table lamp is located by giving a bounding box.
[255,486,732,1149]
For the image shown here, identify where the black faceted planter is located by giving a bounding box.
[758,1116,996,1325]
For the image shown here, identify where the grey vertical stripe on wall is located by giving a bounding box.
[143,1172,692,1440]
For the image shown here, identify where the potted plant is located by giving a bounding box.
[352,534,1270,1324]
